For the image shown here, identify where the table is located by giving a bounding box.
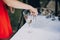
[10,15,60,40]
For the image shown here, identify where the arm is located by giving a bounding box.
[3,0,33,10]
[3,0,38,16]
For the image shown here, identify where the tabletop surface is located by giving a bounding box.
[10,15,60,40]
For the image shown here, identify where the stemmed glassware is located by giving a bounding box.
[23,10,32,26]
[23,10,37,33]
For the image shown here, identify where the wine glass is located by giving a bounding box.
[23,10,32,26]
[23,10,33,33]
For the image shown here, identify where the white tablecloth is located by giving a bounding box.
[10,15,60,40]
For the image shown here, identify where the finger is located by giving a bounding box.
[10,8,15,13]
[30,10,35,15]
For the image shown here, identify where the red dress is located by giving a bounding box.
[0,0,13,38]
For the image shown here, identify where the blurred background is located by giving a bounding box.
[8,0,60,33]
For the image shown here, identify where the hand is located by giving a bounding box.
[9,7,15,14]
[29,7,38,16]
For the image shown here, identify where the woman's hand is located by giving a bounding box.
[9,7,15,13]
[29,7,38,16]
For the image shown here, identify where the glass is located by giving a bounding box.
[23,10,37,33]
[23,10,32,26]
[23,10,33,33]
